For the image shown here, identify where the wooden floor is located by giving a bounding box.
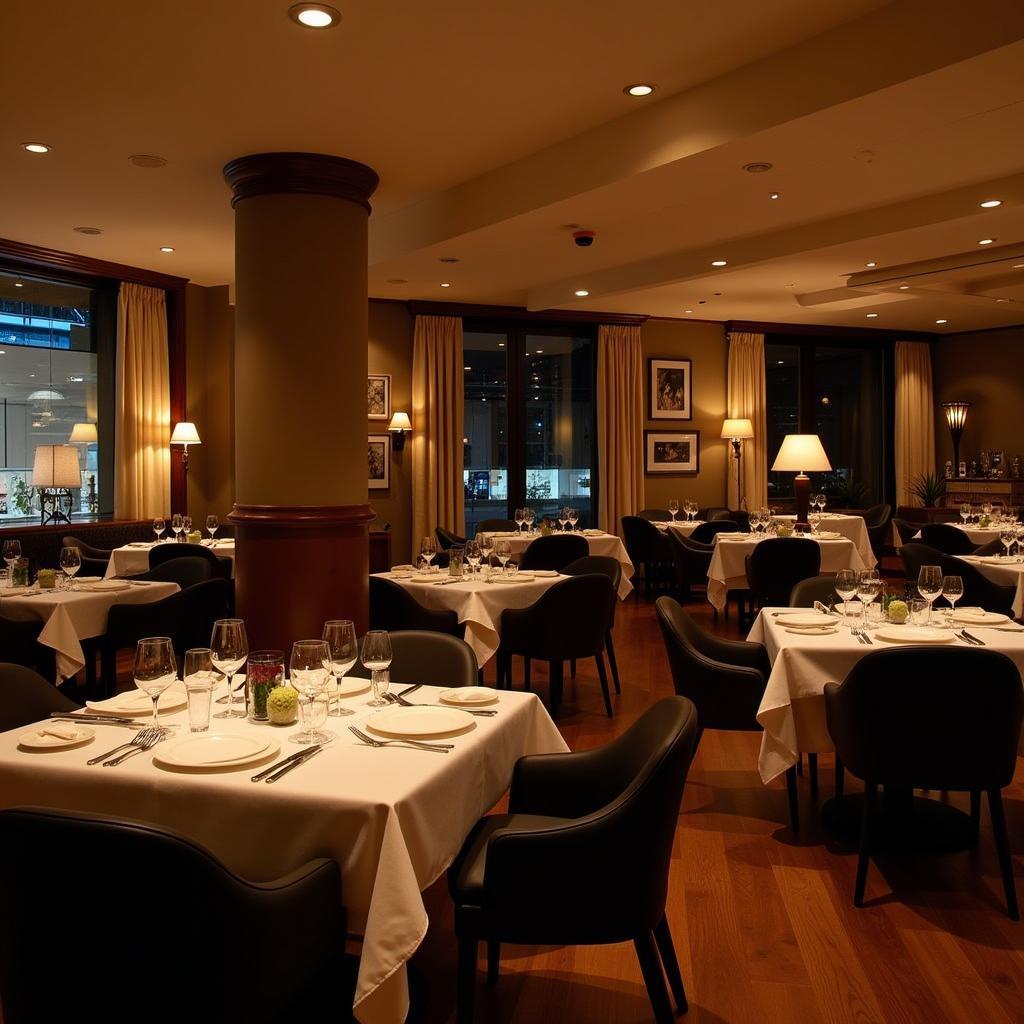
[409,590,1024,1024]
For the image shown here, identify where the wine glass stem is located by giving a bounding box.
[152,695,161,730]
[226,672,235,707]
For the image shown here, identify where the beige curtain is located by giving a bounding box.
[895,341,936,508]
[114,282,171,519]
[412,315,464,545]
[597,324,644,538]
[726,331,768,510]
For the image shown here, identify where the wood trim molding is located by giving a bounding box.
[406,300,648,327]
[223,152,380,212]
[229,503,377,529]
[725,319,937,341]
[167,286,188,515]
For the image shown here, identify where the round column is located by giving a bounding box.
[224,153,379,650]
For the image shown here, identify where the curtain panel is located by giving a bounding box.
[726,331,768,511]
[412,315,465,545]
[114,282,171,519]
[597,324,644,538]
[894,340,936,508]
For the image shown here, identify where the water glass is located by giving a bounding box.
[834,568,858,619]
[183,647,216,733]
[465,539,481,574]
[361,631,393,707]
[322,619,357,717]
[420,536,437,568]
[153,518,166,542]
[478,533,495,566]
[495,539,511,573]
[133,637,178,731]
[942,575,964,619]
[908,598,929,626]
[514,508,525,534]
[171,513,183,540]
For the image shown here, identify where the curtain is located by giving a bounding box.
[114,282,171,519]
[895,340,936,508]
[726,331,768,510]
[597,324,644,538]
[412,315,464,545]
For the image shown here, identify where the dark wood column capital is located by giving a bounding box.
[223,152,379,212]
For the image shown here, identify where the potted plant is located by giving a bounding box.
[909,471,946,509]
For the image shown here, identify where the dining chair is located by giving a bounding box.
[620,515,673,594]
[789,573,839,608]
[943,556,1017,616]
[60,535,111,576]
[918,522,977,555]
[447,695,699,1024]
[638,508,672,522]
[691,520,740,544]
[125,555,214,589]
[149,541,232,580]
[892,517,921,546]
[497,574,616,716]
[972,539,1003,556]
[825,648,1022,917]
[664,529,712,604]
[724,509,751,532]
[898,542,946,589]
[352,630,478,687]
[369,576,462,635]
[474,518,517,534]
[861,503,892,557]
[698,506,730,521]
[745,537,822,614]
[0,617,56,681]
[436,526,467,551]
[0,807,347,1024]
[519,533,588,572]
[563,555,623,694]
[0,663,80,731]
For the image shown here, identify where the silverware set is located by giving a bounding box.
[383,691,496,717]
[850,626,873,645]
[89,727,166,766]
[251,744,323,783]
[51,712,146,729]
[956,629,985,646]
[348,724,452,753]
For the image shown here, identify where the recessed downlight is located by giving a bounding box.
[159,246,175,253]
[623,84,655,97]
[22,143,50,154]
[865,261,877,268]
[899,284,910,290]
[711,259,728,267]
[73,226,102,235]
[129,154,167,169]
[980,199,1002,208]
[865,312,879,319]
[440,282,452,288]
[769,192,781,200]
[935,319,949,325]
[684,309,693,314]
[14,282,23,288]
[574,289,589,297]
[742,162,773,173]
[288,3,340,28]
[978,238,996,245]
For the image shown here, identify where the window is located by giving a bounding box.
[0,271,115,520]
[463,322,597,535]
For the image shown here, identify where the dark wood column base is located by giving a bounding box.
[229,503,376,652]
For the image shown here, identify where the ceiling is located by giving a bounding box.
[3,0,1024,331]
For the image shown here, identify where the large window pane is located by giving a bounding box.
[463,330,508,536]
[766,344,800,501]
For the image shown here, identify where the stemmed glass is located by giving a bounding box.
[1000,528,1016,559]
[942,575,964,622]
[290,640,334,744]
[524,508,535,534]
[960,503,971,525]
[917,566,943,625]
[171,513,183,541]
[133,637,178,732]
[514,508,525,534]
[808,512,821,535]
[982,501,994,518]
[153,518,166,542]
[322,620,357,717]
[465,539,481,575]
[818,493,827,514]
[834,569,858,622]
[361,631,393,707]
[856,570,881,629]
[206,515,219,542]
[211,618,248,718]
[668,499,679,522]
[479,533,495,570]
[420,536,437,571]
[182,515,193,537]
[59,546,82,589]
[495,539,511,574]
[568,507,579,531]
[3,539,21,580]
[557,508,569,532]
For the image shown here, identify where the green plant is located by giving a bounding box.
[909,471,946,508]
[833,475,867,508]
[525,472,551,500]
[10,476,32,516]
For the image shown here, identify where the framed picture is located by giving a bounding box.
[368,434,390,490]
[648,358,692,420]
[367,374,391,421]
[645,431,700,475]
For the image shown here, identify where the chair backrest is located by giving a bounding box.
[825,648,1023,790]
[176,579,234,652]
[862,503,891,529]
[638,508,671,522]
[698,507,730,521]
[899,542,945,588]
[519,533,589,571]
[563,555,622,622]
[789,573,839,608]
[61,535,111,560]
[352,630,477,686]
[747,538,822,607]
[435,526,466,551]
[0,663,79,731]
[943,556,1017,615]
[368,576,460,635]
[475,518,517,534]
[128,556,213,589]
[105,579,229,655]
[620,515,656,565]
[664,528,711,593]
[691,520,739,544]
[150,543,231,579]
[918,522,976,555]
[973,539,1003,557]
[892,517,920,545]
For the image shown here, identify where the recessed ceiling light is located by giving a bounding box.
[73,226,102,235]
[385,278,407,284]
[996,297,1010,303]
[935,319,948,325]
[14,282,23,288]
[742,162,773,173]
[899,284,910,290]
[711,259,728,267]
[159,246,175,253]
[777,360,784,365]
[980,199,1002,208]
[769,192,781,200]
[574,289,589,297]
[684,309,693,314]
[865,261,877,268]
[498,342,505,347]
[22,143,50,154]
[129,154,167,169]
[865,312,879,319]
[288,3,340,28]
[623,84,655,97]
[464,366,472,371]
[440,282,451,288]
[1014,263,1024,269]
[978,238,996,245]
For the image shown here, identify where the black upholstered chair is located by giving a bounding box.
[691,520,739,544]
[0,808,346,1024]
[369,576,461,635]
[61,535,111,577]
[665,529,713,605]
[899,542,946,590]
[861,503,892,558]
[745,538,822,612]
[0,663,80,732]
[723,509,751,532]
[563,555,623,694]
[149,542,232,580]
[447,696,699,1024]
[621,515,673,594]
[436,526,467,551]
[825,648,1023,917]
[638,508,672,522]
[892,517,921,546]
[519,533,588,572]
[973,539,1004,557]
[0,617,56,681]
[474,518,517,534]
[123,556,213,590]
[789,573,839,608]
[698,506,730,521]
[943,556,1017,616]
[918,522,976,555]
[497,575,616,716]
[352,630,478,687]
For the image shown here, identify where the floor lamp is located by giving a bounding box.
[721,418,754,510]
[771,434,831,527]
[941,401,970,475]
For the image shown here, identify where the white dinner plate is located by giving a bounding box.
[783,625,839,636]
[18,724,95,750]
[950,608,1010,626]
[530,569,560,578]
[335,675,372,697]
[74,576,103,584]
[980,556,1023,566]
[776,612,838,628]
[812,531,841,540]
[80,580,130,593]
[127,541,153,547]
[874,626,958,644]
[492,575,527,584]
[155,733,280,769]
[389,572,414,580]
[87,682,188,717]
[439,686,499,706]
[366,705,476,739]
[581,530,604,537]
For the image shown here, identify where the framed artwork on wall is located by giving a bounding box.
[648,358,692,420]
[645,430,700,475]
[368,434,390,490]
[368,374,392,421]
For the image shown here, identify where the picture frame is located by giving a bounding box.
[648,358,692,420]
[368,434,390,490]
[644,430,700,475]
[367,374,392,421]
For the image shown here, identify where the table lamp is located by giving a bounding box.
[31,444,81,525]
[771,434,831,526]
[69,422,99,515]
[720,418,754,510]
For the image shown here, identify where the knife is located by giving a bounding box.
[50,713,144,729]
[250,744,322,782]
[398,684,423,698]
[265,746,322,783]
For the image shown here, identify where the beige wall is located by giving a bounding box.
[932,327,1024,469]
[640,318,729,511]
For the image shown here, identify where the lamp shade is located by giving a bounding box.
[69,422,98,444]
[170,421,201,445]
[720,418,754,440]
[388,411,412,432]
[31,444,81,488]
[771,434,832,473]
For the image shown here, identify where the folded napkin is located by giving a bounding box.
[39,723,81,741]
[783,624,839,635]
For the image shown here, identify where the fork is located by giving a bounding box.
[384,692,496,717]
[88,726,162,765]
[101,728,164,766]
[347,725,452,753]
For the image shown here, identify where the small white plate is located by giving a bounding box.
[80,580,131,593]
[531,570,560,578]
[950,609,1010,626]
[155,733,279,769]
[87,683,188,717]
[874,626,958,644]
[335,675,372,697]
[18,725,95,750]
[492,575,527,584]
[366,705,475,739]
[812,531,842,540]
[776,612,838,628]
[74,576,103,584]
[783,625,839,636]
[439,686,499,706]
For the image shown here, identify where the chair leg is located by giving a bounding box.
[835,756,845,802]
[549,660,563,710]
[477,667,484,685]
[854,782,878,907]
[796,754,802,776]
[970,790,981,834]
[570,658,577,679]
[633,931,675,1024]
[653,915,688,1014]
[523,657,531,692]
[606,630,621,694]
[786,766,800,833]
[457,936,478,1024]
[808,752,819,800]
[486,940,500,985]
[989,788,1019,920]
[595,653,613,717]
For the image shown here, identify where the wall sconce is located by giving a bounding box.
[720,418,754,510]
[31,444,81,525]
[388,411,412,451]
[941,401,970,473]
[170,421,202,471]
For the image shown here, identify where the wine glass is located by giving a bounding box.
[917,566,943,625]
[514,508,525,534]
[568,507,579,531]
[668,499,679,522]
[182,515,193,537]
[3,539,21,576]
[420,536,437,570]
[171,513,183,541]
[808,512,821,535]
[211,618,248,718]
[322,620,357,717]
[524,508,536,534]
[465,539,481,575]
[557,508,569,532]
[942,575,964,621]
[361,631,393,707]
[153,518,166,542]
[982,502,993,518]
[495,539,511,574]
[960,503,970,524]
[834,568,858,622]
[59,546,82,589]
[206,515,219,542]
[856,570,881,628]
[1001,528,1016,559]
[478,532,494,570]
[133,637,178,732]
[290,639,334,744]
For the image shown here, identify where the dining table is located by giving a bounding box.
[913,522,1003,545]
[0,685,568,1024]
[773,513,876,568]
[0,580,180,679]
[105,538,236,578]
[955,553,1024,617]
[652,519,705,537]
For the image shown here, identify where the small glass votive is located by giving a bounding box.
[247,650,284,722]
[908,598,928,626]
[185,685,213,733]
[448,546,465,578]
[506,562,518,578]
[297,693,329,736]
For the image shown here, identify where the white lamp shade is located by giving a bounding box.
[69,422,97,444]
[720,418,754,440]
[170,421,201,445]
[388,411,412,432]
[771,434,832,473]
[31,445,82,488]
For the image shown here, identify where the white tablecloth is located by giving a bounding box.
[0,689,567,1024]
[653,520,704,537]
[483,531,633,599]
[376,571,563,666]
[913,523,1001,545]
[706,536,868,612]
[106,539,236,578]
[0,582,180,679]
[956,554,1024,617]
[748,608,1024,783]
[775,514,876,568]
